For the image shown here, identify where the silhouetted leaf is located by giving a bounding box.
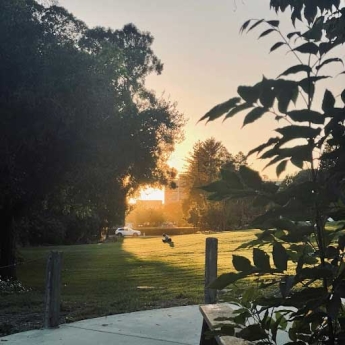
[293,42,318,55]
[287,31,300,39]
[267,20,279,27]
[270,41,285,53]
[240,19,251,33]
[200,180,230,193]
[276,160,288,177]
[225,103,252,120]
[237,324,267,341]
[259,77,276,108]
[275,125,321,141]
[208,272,246,289]
[304,2,318,24]
[243,107,267,127]
[199,97,241,122]
[247,137,280,157]
[258,28,276,39]
[341,89,345,104]
[253,248,271,271]
[316,58,343,71]
[287,110,324,124]
[238,84,262,104]
[239,165,263,189]
[322,89,335,113]
[278,64,311,78]
[248,19,265,32]
[291,157,304,169]
[233,255,253,272]
[276,80,299,113]
[273,242,288,271]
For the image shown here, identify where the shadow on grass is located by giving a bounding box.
[1,237,205,336]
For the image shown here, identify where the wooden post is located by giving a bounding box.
[204,237,218,304]
[44,251,62,328]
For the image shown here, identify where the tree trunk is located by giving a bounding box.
[0,210,17,280]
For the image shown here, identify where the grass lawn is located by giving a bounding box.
[1,231,260,335]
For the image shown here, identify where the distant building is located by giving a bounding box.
[164,174,188,205]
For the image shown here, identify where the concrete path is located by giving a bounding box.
[1,305,203,345]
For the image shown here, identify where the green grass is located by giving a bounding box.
[1,231,260,335]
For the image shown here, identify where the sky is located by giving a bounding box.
[59,0,345,182]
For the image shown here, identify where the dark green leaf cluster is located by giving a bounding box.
[201,2,345,341]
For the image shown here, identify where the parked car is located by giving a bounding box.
[115,227,141,237]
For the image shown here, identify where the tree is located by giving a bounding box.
[183,138,253,229]
[201,1,345,343]
[0,1,184,279]
[182,138,232,227]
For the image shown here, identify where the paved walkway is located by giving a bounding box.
[1,305,203,345]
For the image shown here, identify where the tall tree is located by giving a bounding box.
[183,138,249,229]
[0,1,184,278]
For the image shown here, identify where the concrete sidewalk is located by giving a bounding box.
[1,305,203,345]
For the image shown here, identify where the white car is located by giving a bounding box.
[115,227,141,237]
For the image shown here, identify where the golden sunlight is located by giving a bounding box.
[139,187,164,201]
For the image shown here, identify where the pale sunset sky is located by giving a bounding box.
[59,0,344,184]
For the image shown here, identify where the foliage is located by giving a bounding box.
[201,1,345,343]
[182,138,255,229]
[0,0,184,278]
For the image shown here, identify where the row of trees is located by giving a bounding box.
[0,1,184,279]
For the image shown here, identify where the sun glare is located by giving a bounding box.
[139,187,164,201]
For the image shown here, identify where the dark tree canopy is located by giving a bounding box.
[0,0,184,279]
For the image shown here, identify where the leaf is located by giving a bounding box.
[291,157,304,169]
[199,97,241,122]
[341,89,345,104]
[242,107,267,127]
[293,42,318,55]
[303,2,318,24]
[316,57,343,71]
[287,109,324,124]
[275,125,321,140]
[287,31,300,39]
[239,165,262,189]
[322,89,335,113]
[259,77,276,108]
[225,103,252,120]
[273,242,288,271]
[253,248,271,271]
[276,80,299,113]
[276,160,288,177]
[240,19,251,33]
[258,28,276,39]
[247,19,265,32]
[208,272,246,289]
[267,20,279,27]
[270,41,285,53]
[247,137,280,157]
[201,180,230,193]
[232,255,253,272]
[237,324,268,341]
[278,64,312,78]
[237,84,261,104]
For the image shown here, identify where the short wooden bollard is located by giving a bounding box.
[44,251,62,328]
[205,237,218,304]
[200,238,219,345]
